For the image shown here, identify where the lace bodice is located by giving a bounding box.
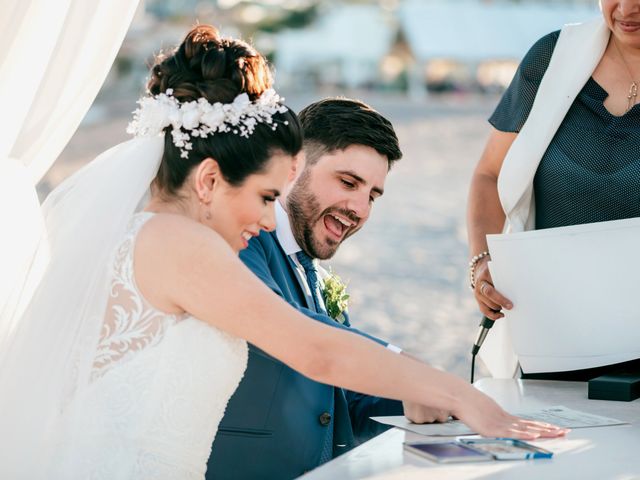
[54,213,248,479]
[91,213,186,381]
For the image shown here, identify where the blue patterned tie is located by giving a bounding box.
[295,250,333,463]
[295,250,323,313]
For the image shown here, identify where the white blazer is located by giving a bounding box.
[480,18,611,378]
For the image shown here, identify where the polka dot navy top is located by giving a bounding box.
[490,31,640,230]
[490,31,640,380]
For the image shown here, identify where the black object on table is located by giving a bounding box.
[588,373,640,402]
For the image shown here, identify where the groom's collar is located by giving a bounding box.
[275,200,302,256]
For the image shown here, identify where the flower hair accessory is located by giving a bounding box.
[322,269,349,324]
[127,88,289,158]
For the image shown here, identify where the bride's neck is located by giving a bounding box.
[144,194,199,221]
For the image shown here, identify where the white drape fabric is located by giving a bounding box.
[0,0,140,352]
[0,1,142,476]
[481,18,610,378]
[0,136,164,478]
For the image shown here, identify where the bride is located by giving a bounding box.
[0,25,566,479]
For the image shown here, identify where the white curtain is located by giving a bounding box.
[0,0,141,329]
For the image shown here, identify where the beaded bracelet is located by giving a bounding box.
[468,251,490,290]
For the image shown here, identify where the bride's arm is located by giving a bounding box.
[135,214,566,439]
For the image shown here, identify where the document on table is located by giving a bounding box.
[371,405,628,436]
[371,416,474,436]
[486,217,640,373]
[516,405,628,429]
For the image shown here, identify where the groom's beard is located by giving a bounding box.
[287,172,361,260]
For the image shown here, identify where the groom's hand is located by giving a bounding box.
[397,352,450,423]
[402,401,451,424]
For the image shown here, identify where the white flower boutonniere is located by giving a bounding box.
[322,270,349,324]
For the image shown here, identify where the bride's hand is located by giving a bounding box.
[454,388,569,439]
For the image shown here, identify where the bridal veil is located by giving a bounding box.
[0,137,164,477]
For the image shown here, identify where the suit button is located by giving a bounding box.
[318,412,332,426]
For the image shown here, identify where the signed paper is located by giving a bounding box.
[371,405,627,436]
[486,217,640,373]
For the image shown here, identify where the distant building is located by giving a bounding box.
[274,4,396,90]
[398,0,599,96]
[273,0,599,95]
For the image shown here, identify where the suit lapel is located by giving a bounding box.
[269,232,316,311]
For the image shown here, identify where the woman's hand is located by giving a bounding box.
[455,387,569,439]
[473,256,513,321]
[467,128,518,320]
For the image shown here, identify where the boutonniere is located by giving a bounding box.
[322,269,349,324]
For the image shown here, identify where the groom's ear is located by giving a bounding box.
[193,157,221,202]
[282,151,305,199]
[289,151,306,183]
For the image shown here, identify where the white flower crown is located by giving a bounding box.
[126,88,289,158]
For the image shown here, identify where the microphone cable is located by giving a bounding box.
[470,315,496,383]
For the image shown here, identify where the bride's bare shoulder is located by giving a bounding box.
[132,212,236,312]
[134,213,237,313]
[136,212,230,257]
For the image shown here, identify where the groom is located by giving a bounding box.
[208,99,437,479]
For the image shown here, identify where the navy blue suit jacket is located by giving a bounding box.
[206,231,403,479]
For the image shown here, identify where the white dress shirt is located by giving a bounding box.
[275,201,401,353]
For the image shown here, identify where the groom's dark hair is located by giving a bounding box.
[298,98,402,169]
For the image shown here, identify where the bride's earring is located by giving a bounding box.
[200,200,212,220]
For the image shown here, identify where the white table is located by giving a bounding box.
[301,379,640,479]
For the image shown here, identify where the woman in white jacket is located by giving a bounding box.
[467,0,640,379]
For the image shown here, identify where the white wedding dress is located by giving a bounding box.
[52,212,248,479]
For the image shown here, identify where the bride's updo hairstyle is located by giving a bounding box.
[147,25,302,195]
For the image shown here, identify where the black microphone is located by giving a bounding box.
[471,316,496,356]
